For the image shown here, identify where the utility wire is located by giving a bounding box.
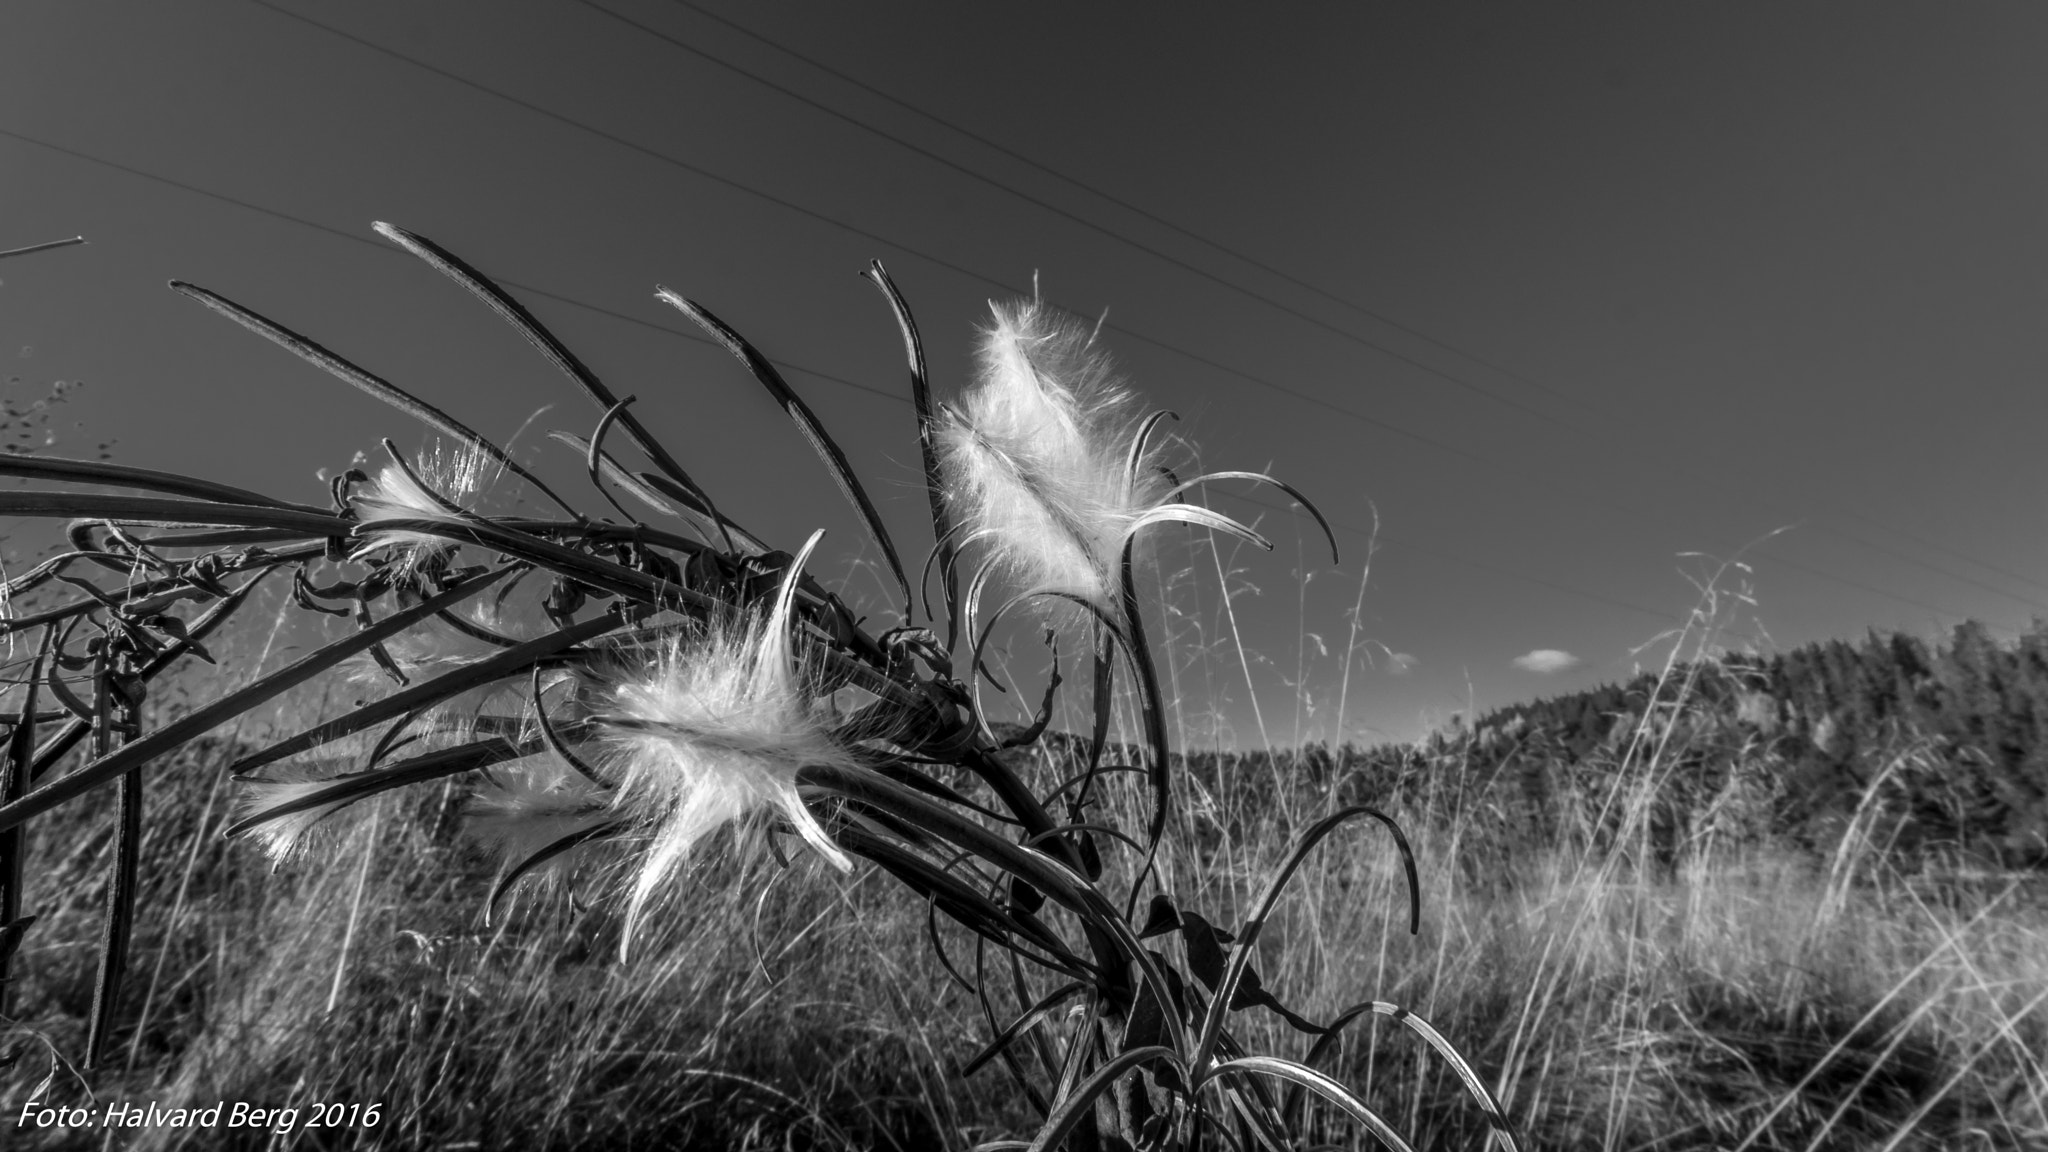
[0,126,1720,625]
[659,0,1594,417]
[0,127,894,407]
[572,0,1577,430]
[232,0,2048,621]
[0,18,2019,626]
[614,0,2048,611]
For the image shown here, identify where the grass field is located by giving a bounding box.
[0,254,2041,1150]
[5,619,2043,1150]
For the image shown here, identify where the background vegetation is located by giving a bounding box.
[3,590,2044,1150]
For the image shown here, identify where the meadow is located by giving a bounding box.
[0,229,2043,1151]
[4,603,2043,1150]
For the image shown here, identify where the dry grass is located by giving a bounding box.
[1,241,2040,1148]
[5,635,2043,1150]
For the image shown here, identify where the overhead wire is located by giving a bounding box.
[659,0,1596,418]
[225,0,2041,623]
[570,0,1579,428]
[0,125,1702,624]
[590,0,2048,612]
[5,16,2025,628]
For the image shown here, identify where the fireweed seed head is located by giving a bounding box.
[232,759,365,864]
[937,298,1176,620]
[349,439,495,570]
[465,752,616,899]
[589,530,855,951]
[339,618,532,718]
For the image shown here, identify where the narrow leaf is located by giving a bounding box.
[85,655,142,1069]
[1025,1046,1184,1152]
[230,609,627,776]
[1193,806,1418,1076]
[29,567,273,785]
[656,289,912,619]
[1165,470,1339,564]
[170,280,580,519]
[862,262,957,648]
[0,236,85,261]
[0,627,54,1017]
[226,736,530,840]
[0,454,327,514]
[1360,1002,1524,1152]
[372,222,701,496]
[635,471,766,555]
[547,430,747,554]
[0,492,347,536]
[0,566,518,834]
[1207,1057,1416,1152]
[488,818,622,917]
[961,981,1087,1077]
[1126,502,1272,551]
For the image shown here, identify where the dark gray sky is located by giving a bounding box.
[5,2,2048,746]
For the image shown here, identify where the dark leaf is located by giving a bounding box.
[657,289,912,620]
[1138,893,1180,939]
[0,566,519,834]
[372,223,702,499]
[170,280,578,518]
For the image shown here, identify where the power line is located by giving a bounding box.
[226,2,1564,474]
[0,127,898,408]
[0,126,1718,625]
[660,0,1595,418]
[226,2,2048,623]
[1,127,2000,631]
[619,0,2048,611]
[571,0,1580,430]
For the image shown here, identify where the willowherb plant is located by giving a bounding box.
[0,224,1519,1150]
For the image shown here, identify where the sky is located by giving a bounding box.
[5,2,2048,748]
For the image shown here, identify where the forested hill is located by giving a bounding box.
[1410,619,2048,872]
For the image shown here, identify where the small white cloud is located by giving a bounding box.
[1513,649,1579,674]
[1386,652,1418,675]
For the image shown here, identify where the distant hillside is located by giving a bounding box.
[1386,620,2048,873]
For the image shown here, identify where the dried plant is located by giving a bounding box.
[0,226,1515,1150]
